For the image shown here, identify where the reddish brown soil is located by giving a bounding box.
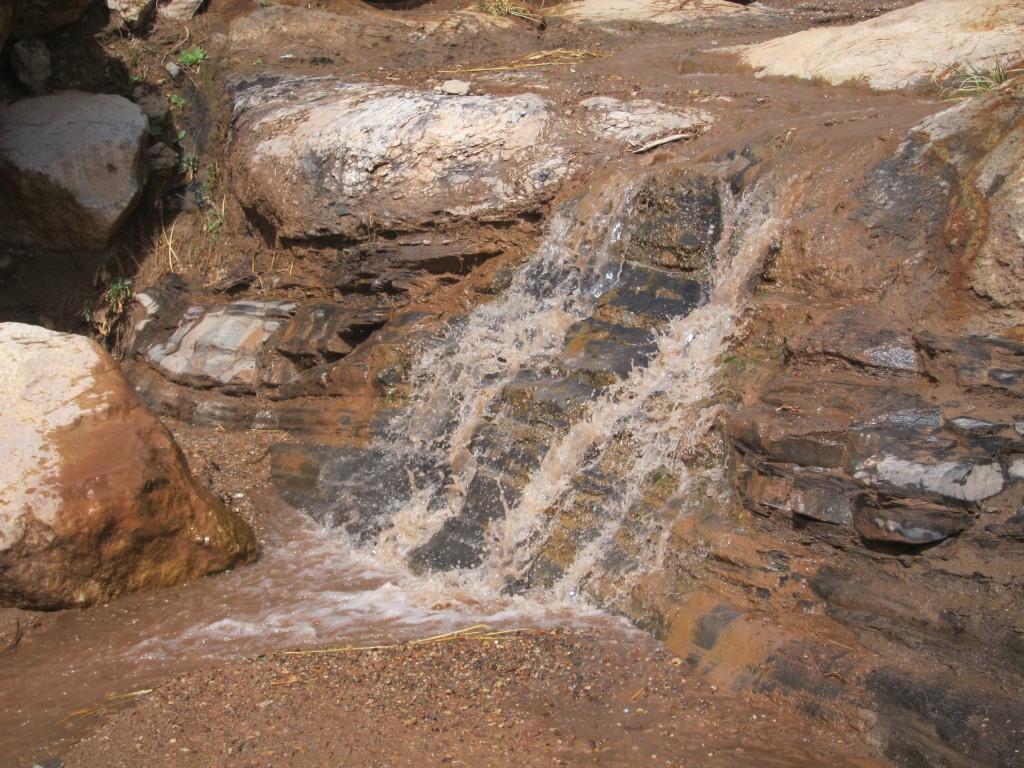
[51,628,888,768]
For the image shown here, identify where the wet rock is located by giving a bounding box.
[759,378,941,430]
[731,403,855,470]
[409,516,488,572]
[785,307,919,375]
[855,451,1004,505]
[0,92,148,251]
[11,37,50,95]
[229,76,566,242]
[579,96,711,146]
[106,0,157,31]
[0,323,256,610]
[595,262,704,327]
[865,669,1024,767]
[269,443,332,509]
[853,492,974,545]
[858,77,1024,333]
[267,356,375,400]
[623,170,722,283]
[10,0,93,37]
[692,604,742,650]
[276,304,372,364]
[297,446,417,539]
[946,80,1024,329]
[727,0,1024,91]
[144,301,297,395]
[984,508,1024,541]
[334,242,505,289]
[737,460,857,526]
[562,319,659,382]
[945,416,1008,437]
[918,333,1024,399]
[128,274,192,357]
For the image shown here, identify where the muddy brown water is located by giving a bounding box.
[2,490,605,761]
[1,0,949,764]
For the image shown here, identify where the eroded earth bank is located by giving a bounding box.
[1,0,1023,766]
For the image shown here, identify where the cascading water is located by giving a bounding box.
[1,161,793,762]
[296,164,791,612]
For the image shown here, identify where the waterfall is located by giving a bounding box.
[307,167,792,607]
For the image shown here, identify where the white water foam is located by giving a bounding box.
[341,172,796,605]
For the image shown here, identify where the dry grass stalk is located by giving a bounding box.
[474,0,542,25]
[60,689,155,724]
[280,624,546,658]
[441,48,606,74]
[626,131,701,154]
[159,220,180,272]
[938,60,1022,101]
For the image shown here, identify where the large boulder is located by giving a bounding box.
[0,323,256,610]
[229,77,568,241]
[726,0,1024,91]
[0,92,148,251]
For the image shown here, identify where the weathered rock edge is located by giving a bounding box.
[0,323,256,610]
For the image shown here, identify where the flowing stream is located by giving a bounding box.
[298,165,792,604]
[1,63,945,760]
[2,164,789,760]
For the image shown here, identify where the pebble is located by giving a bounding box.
[439,79,471,96]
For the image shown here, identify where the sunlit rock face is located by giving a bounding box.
[727,0,1024,91]
[0,92,148,251]
[229,76,568,242]
[0,323,256,610]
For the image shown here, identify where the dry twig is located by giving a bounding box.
[441,49,606,74]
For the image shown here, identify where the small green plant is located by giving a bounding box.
[178,46,209,68]
[147,114,165,138]
[173,129,187,147]
[940,60,1022,101]
[170,93,189,109]
[180,151,199,179]
[103,277,133,316]
[205,197,226,243]
[200,163,219,201]
[257,0,272,6]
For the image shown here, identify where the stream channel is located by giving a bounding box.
[1,0,954,762]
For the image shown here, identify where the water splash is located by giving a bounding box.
[333,169,795,605]
[371,183,639,560]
